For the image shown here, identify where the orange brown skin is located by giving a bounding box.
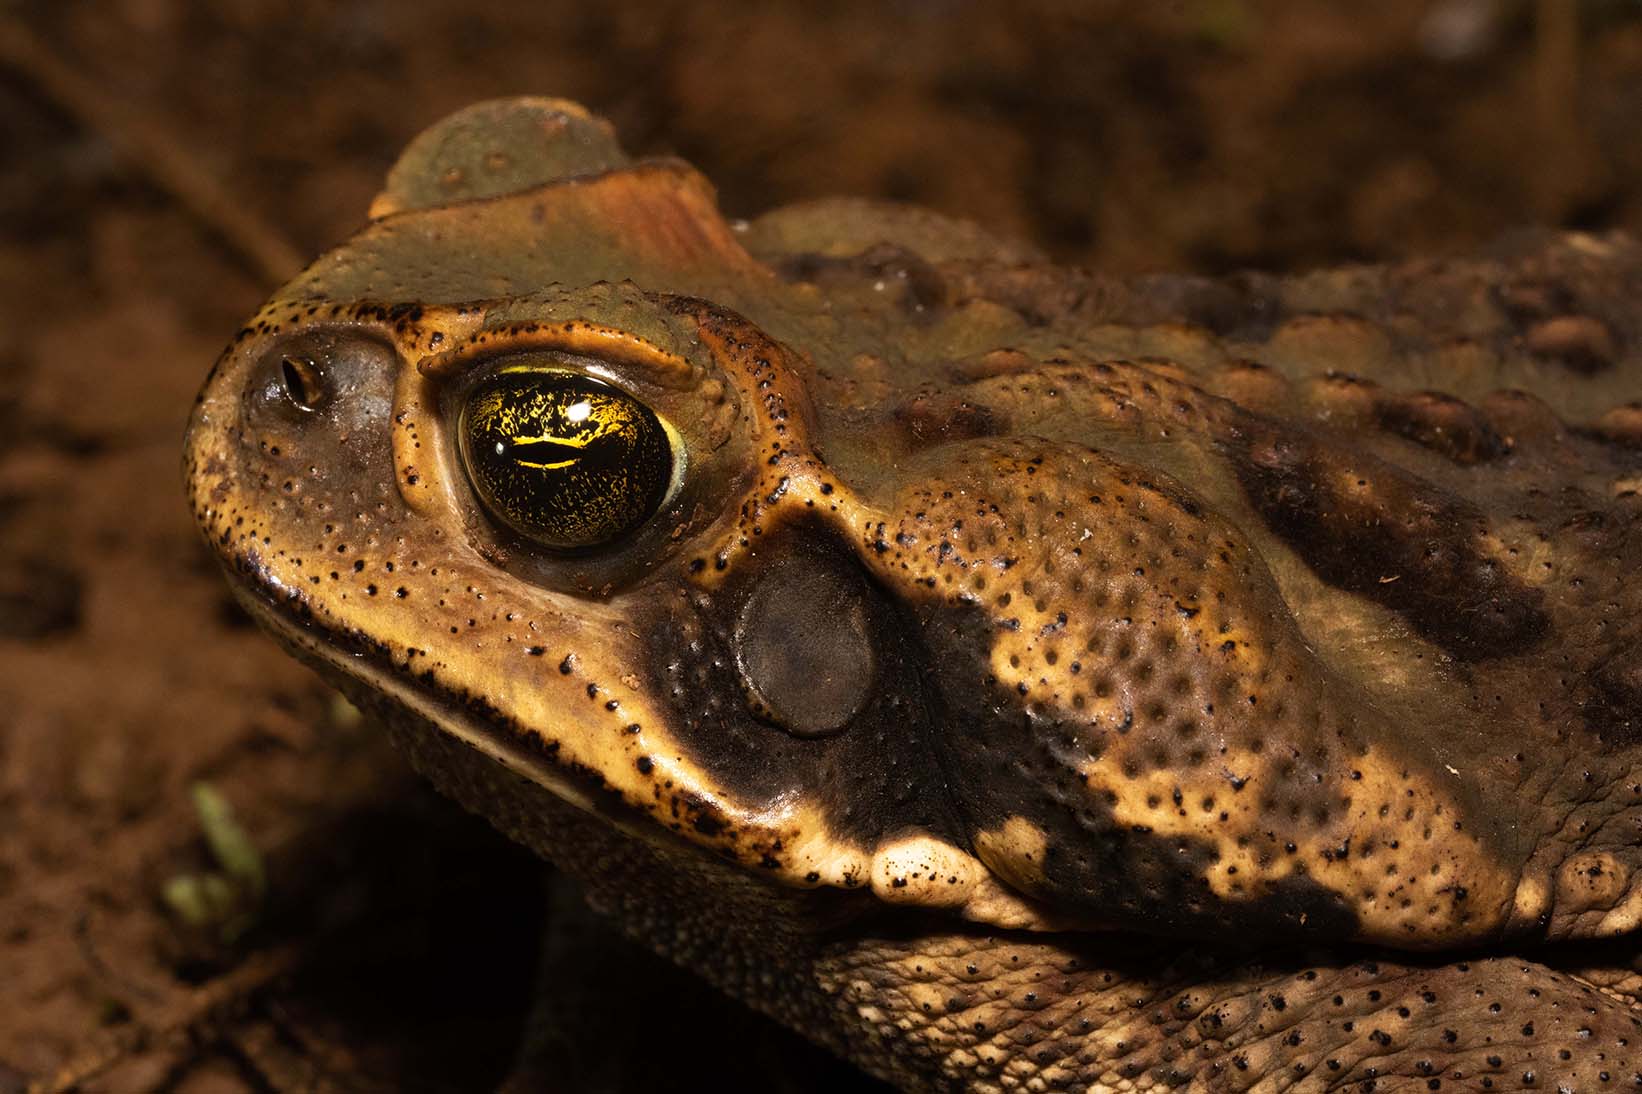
[185,98,1642,1090]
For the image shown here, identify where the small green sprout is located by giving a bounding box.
[160,782,265,943]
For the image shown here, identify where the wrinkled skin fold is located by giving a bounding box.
[184,98,1642,1090]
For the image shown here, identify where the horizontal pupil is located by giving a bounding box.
[506,436,602,464]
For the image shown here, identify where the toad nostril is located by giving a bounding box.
[278,355,327,411]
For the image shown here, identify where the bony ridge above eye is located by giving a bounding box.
[458,365,675,551]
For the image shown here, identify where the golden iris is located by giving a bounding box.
[459,368,673,549]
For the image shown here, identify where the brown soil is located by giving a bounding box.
[3,1,1641,1089]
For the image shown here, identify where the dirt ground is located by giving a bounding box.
[4,1,1642,1090]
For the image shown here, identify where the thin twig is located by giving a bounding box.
[25,943,307,1094]
[0,18,306,287]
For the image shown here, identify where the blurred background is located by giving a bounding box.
[3,1,1642,1090]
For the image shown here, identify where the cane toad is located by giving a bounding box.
[185,98,1642,1091]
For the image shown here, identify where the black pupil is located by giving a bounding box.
[279,356,324,410]
[460,370,671,549]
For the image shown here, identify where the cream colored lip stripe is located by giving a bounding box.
[240,592,675,841]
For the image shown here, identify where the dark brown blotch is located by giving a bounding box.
[1586,649,1642,746]
[1228,420,1547,660]
[894,392,1000,444]
[1373,391,1508,465]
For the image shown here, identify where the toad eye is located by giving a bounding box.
[458,368,675,550]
